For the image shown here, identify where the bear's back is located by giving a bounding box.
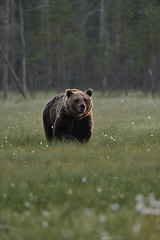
[49,93,66,116]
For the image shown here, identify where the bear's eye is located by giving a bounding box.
[75,99,79,103]
[83,98,87,103]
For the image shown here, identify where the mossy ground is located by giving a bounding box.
[0,92,160,240]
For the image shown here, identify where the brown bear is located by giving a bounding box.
[43,88,93,142]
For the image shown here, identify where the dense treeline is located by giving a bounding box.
[0,0,160,97]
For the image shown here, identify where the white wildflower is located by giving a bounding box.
[68,189,73,195]
[82,177,87,183]
[97,188,102,193]
[133,224,141,232]
[61,229,73,239]
[98,215,107,223]
[135,193,160,216]
[24,201,31,208]
[42,221,49,228]
[3,193,7,198]
[29,192,33,197]
[100,231,109,240]
[135,203,144,212]
[135,193,144,202]
[110,203,119,211]
[42,210,51,217]
[83,208,93,216]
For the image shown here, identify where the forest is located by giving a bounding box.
[1,0,160,97]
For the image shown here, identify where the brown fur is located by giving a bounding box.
[43,88,93,142]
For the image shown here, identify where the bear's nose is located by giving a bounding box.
[80,104,85,113]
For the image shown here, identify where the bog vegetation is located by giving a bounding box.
[0,92,160,240]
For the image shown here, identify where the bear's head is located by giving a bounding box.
[65,88,93,119]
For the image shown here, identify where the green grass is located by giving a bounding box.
[0,92,160,240]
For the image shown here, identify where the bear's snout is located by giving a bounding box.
[79,104,85,113]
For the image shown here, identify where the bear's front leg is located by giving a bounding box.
[53,116,75,141]
[72,115,92,142]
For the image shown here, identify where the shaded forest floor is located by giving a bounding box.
[0,92,160,240]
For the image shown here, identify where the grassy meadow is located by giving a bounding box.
[0,92,160,240]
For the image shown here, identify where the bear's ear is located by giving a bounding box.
[86,88,93,97]
[66,89,73,98]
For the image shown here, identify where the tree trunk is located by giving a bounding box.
[0,48,27,99]
[57,24,62,92]
[99,0,107,93]
[3,0,10,98]
[143,12,156,96]
[113,0,121,92]
[99,0,105,40]
[41,0,52,91]
[45,0,52,90]
[10,0,17,91]
[19,0,27,93]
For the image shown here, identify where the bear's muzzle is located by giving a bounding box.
[79,104,85,113]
